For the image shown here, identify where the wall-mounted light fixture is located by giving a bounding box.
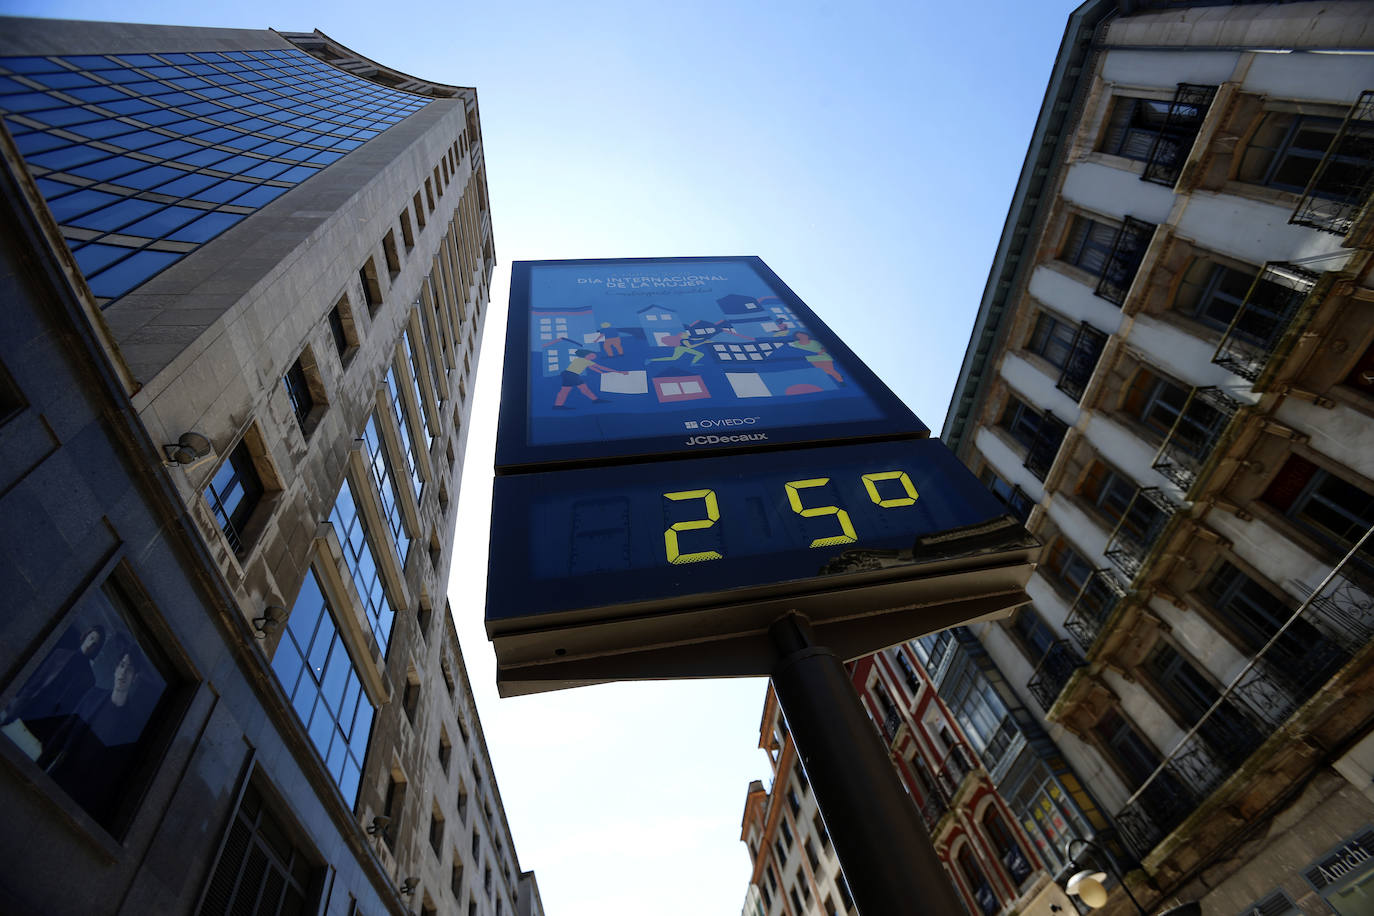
[163,431,213,467]
[400,877,418,896]
[1060,837,1199,915]
[366,815,391,838]
[252,605,288,638]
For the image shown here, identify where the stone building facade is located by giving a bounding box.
[0,17,537,916]
[942,1,1374,914]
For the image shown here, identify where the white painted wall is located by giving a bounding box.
[1001,352,1083,424]
[1080,414,1167,492]
[1123,314,1259,396]
[1151,595,1251,689]
[1044,496,1113,563]
[974,428,1046,502]
[1061,160,1176,226]
[1102,49,1243,88]
[1104,667,1188,762]
[1276,399,1374,483]
[1204,509,1327,602]
[1175,191,1353,267]
[1028,266,1126,335]
[1024,575,1074,633]
[1244,51,1374,106]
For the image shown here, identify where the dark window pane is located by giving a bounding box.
[87,248,182,297]
[72,242,133,276]
[167,211,244,243]
[68,197,161,231]
[28,144,109,170]
[232,185,287,207]
[120,205,202,238]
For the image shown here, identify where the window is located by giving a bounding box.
[328,295,358,362]
[944,658,1015,769]
[438,728,451,772]
[1000,397,1044,451]
[204,439,264,553]
[789,888,803,914]
[1027,311,1076,369]
[1101,96,1176,161]
[429,805,444,855]
[329,478,396,652]
[457,783,468,821]
[1092,709,1160,790]
[813,812,831,851]
[413,191,426,229]
[957,846,999,916]
[1008,605,1056,662]
[805,838,820,872]
[451,860,464,898]
[1079,462,1147,529]
[382,229,401,279]
[982,807,1032,885]
[382,775,405,850]
[359,257,382,313]
[836,869,854,912]
[425,178,435,212]
[1144,641,1260,765]
[417,602,433,643]
[981,466,1033,523]
[1042,538,1096,599]
[384,368,423,499]
[399,209,415,250]
[1238,112,1371,199]
[270,569,373,803]
[404,328,436,446]
[787,787,801,817]
[1261,454,1374,560]
[282,352,316,433]
[1062,215,1117,276]
[1173,258,1272,337]
[0,574,182,836]
[1122,369,1193,439]
[197,782,315,916]
[361,414,410,561]
[402,678,419,726]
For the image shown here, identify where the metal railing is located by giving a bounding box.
[918,793,948,831]
[1023,413,1069,481]
[1151,387,1242,490]
[1103,487,1178,580]
[1095,216,1157,306]
[1290,90,1374,236]
[1114,528,1374,858]
[1055,323,1109,403]
[1212,262,1318,382]
[933,743,976,801]
[1027,639,1087,711]
[1063,568,1128,652]
[882,708,903,744]
[1141,83,1217,187]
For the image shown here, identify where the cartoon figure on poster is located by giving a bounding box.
[525,260,882,442]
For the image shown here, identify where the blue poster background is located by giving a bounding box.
[525,259,885,446]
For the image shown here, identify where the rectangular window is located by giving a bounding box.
[382,230,401,279]
[980,467,1033,523]
[402,678,419,726]
[414,191,426,229]
[329,479,396,652]
[1239,112,1360,195]
[813,812,831,850]
[361,414,410,561]
[1000,397,1043,451]
[0,575,182,837]
[1262,454,1374,558]
[399,209,415,250]
[1008,605,1056,661]
[451,860,464,898]
[270,569,373,803]
[1027,311,1076,369]
[1092,709,1160,789]
[197,782,315,916]
[384,368,424,499]
[359,257,382,314]
[404,329,436,447]
[429,806,444,855]
[438,728,451,772]
[1062,215,1117,276]
[282,357,314,432]
[328,295,356,362]
[204,440,264,553]
[425,178,435,212]
[382,776,405,851]
[1101,96,1175,161]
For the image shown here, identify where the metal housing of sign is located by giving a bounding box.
[486,257,1036,696]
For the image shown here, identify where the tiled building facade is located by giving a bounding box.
[0,17,535,916]
[942,1,1374,914]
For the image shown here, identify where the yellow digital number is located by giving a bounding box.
[861,470,918,507]
[784,478,858,548]
[663,489,723,565]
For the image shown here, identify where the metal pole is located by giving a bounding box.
[768,613,966,916]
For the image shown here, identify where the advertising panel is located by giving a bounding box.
[495,256,927,471]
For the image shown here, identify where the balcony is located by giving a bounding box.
[882,708,903,745]
[1063,568,1128,652]
[1103,487,1178,580]
[1095,216,1157,306]
[918,793,948,832]
[1027,639,1087,712]
[1023,413,1069,481]
[1140,84,1217,187]
[1151,387,1242,491]
[1113,546,1373,859]
[1290,90,1374,236]
[1054,323,1109,403]
[933,743,976,801]
[1211,262,1318,383]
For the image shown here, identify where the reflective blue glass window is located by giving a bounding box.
[12,131,68,154]
[156,172,220,196]
[195,179,255,203]
[68,155,145,182]
[29,71,96,90]
[328,478,396,653]
[47,188,120,221]
[72,242,131,276]
[114,165,184,190]
[27,106,103,127]
[272,569,373,805]
[65,55,118,70]
[120,205,201,237]
[4,57,64,74]
[168,211,244,243]
[66,85,125,104]
[363,415,411,562]
[29,144,107,170]
[87,249,181,297]
[231,185,286,207]
[383,368,423,498]
[100,98,155,115]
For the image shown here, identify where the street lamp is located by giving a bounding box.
[1060,837,1199,916]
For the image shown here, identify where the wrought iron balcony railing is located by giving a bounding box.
[1141,83,1217,187]
[1114,531,1374,859]
[882,708,903,744]
[933,743,976,801]
[918,793,947,831]
[1103,487,1179,580]
[1211,262,1318,383]
[1290,90,1374,236]
[1054,323,1109,403]
[1027,639,1087,711]
[1023,413,1069,482]
[1095,216,1157,306]
[1063,568,1128,652]
[1151,387,1242,490]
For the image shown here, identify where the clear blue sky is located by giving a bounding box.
[1,0,1081,911]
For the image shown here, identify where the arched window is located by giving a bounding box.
[957,845,999,916]
[982,806,1033,886]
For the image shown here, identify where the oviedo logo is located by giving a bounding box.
[683,417,760,430]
